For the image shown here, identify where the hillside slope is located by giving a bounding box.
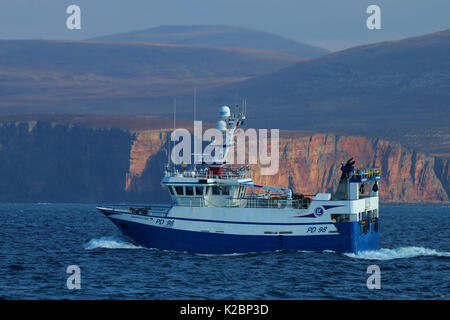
[184,29,450,154]
[0,40,302,114]
[89,25,330,58]
[1,30,448,156]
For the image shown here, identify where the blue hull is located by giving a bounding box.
[107,215,378,254]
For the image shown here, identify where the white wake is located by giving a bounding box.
[84,236,143,250]
[345,246,450,260]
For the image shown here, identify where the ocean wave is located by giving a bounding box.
[84,236,143,250]
[345,246,450,260]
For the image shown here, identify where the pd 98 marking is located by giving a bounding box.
[155,219,174,227]
[306,226,327,233]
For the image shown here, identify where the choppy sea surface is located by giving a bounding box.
[0,203,448,299]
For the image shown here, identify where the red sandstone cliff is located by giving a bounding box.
[126,130,449,203]
[125,130,168,192]
[0,119,447,203]
[252,134,448,203]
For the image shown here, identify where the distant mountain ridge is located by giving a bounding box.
[0,28,449,156]
[182,29,450,154]
[0,39,302,114]
[89,25,330,58]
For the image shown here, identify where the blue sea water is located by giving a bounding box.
[0,203,448,300]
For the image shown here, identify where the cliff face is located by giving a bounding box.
[125,130,168,192]
[434,157,450,200]
[252,134,449,203]
[125,130,449,203]
[0,121,132,202]
[0,120,448,203]
[124,130,170,203]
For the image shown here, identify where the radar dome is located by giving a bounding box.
[216,120,227,132]
[219,106,231,117]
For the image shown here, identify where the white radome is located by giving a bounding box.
[219,105,231,117]
[216,119,227,131]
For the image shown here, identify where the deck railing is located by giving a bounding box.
[165,167,251,180]
[177,197,205,207]
[239,198,311,209]
[175,196,311,209]
[350,168,381,181]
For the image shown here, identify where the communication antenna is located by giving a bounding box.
[241,98,247,116]
[194,88,197,123]
[171,98,177,172]
[174,97,177,129]
[193,88,197,172]
[167,126,170,170]
[234,89,238,114]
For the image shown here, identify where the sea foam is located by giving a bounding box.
[84,236,142,250]
[345,246,450,260]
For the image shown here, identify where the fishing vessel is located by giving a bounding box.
[97,106,381,254]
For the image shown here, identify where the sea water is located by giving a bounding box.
[0,203,448,299]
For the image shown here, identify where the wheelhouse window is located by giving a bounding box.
[185,186,194,196]
[168,186,174,195]
[195,186,204,196]
[222,186,230,195]
[174,186,184,195]
[212,186,221,195]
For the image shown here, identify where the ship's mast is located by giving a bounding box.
[193,88,197,173]
[207,105,246,171]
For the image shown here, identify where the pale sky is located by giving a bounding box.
[1,0,449,50]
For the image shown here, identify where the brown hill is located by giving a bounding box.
[1,29,449,156]
[174,29,450,156]
[89,25,330,58]
[0,39,302,114]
